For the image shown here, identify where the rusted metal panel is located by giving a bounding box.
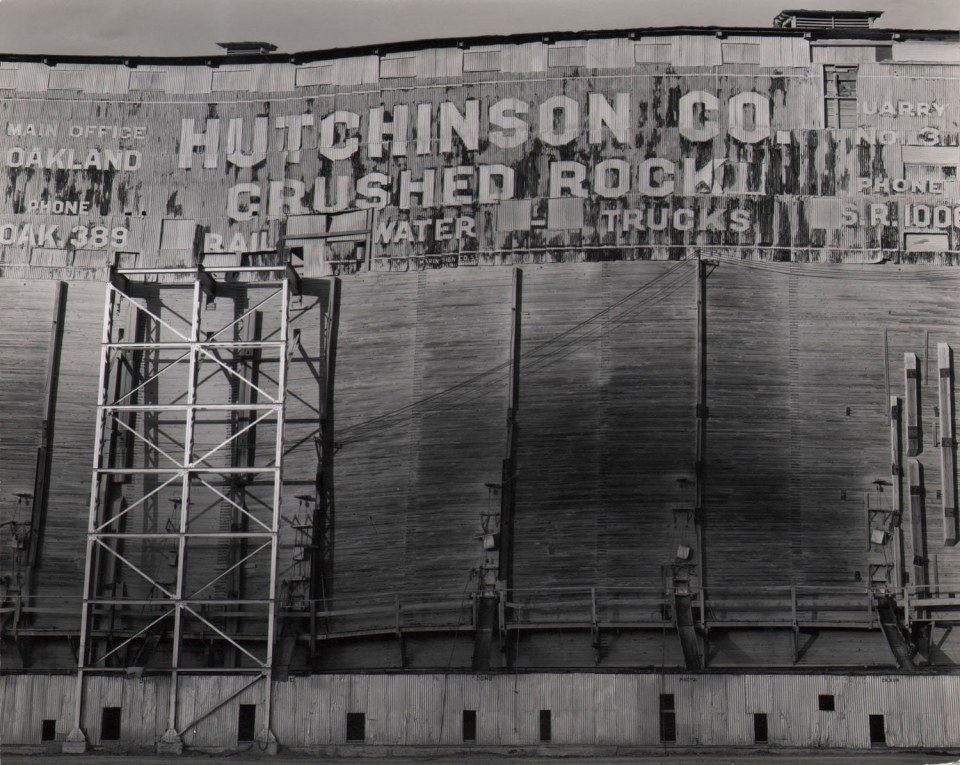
[463,47,502,73]
[211,68,255,93]
[128,68,167,93]
[764,37,811,67]
[813,45,882,64]
[47,67,88,92]
[501,41,547,72]
[0,64,19,90]
[547,43,587,69]
[16,62,51,91]
[252,62,296,92]
[893,43,960,63]
[182,66,214,94]
[586,38,635,69]
[296,63,333,88]
[331,55,379,86]
[676,35,722,66]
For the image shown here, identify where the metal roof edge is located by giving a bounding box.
[0,24,956,67]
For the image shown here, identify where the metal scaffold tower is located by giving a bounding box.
[67,263,300,754]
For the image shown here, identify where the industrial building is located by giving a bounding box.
[1,7,959,754]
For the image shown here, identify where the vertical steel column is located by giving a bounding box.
[890,396,904,591]
[66,283,117,752]
[162,278,203,750]
[694,256,709,650]
[256,277,288,752]
[310,277,340,660]
[938,343,957,546]
[475,267,521,670]
[27,281,67,570]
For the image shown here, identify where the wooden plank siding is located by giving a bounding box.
[2,263,958,652]
[702,265,794,585]
[29,283,103,602]
[0,280,56,575]
[330,269,512,602]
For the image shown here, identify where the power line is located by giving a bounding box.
[338,260,694,442]
[716,257,960,282]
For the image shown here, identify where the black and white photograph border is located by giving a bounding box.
[0,0,960,758]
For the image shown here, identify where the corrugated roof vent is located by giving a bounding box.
[216,41,278,56]
[773,9,883,28]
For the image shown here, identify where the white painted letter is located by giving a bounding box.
[179,118,220,169]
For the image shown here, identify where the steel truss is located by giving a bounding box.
[68,265,297,753]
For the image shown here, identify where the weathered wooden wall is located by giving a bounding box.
[0,279,56,574]
[331,268,513,601]
[2,262,958,667]
[26,282,104,602]
[512,261,698,591]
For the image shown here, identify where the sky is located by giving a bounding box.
[0,0,956,57]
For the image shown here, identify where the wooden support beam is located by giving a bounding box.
[673,589,702,670]
[196,265,217,300]
[395,594,406,669]
[218,306,262,667]
[109,268,129,295]
[905,353,921,457]
[694,255,710,639]
[907,459,927,588]
[790,585,799,665]
[938,343,957,546]
[310,277,341,664]
[500,266,523,591]
[591,587,601,665]
[26,281,67,569]
[475,268,522,671]
[876,594,916,670]
[890,396,904,590]
[285,263,303,295]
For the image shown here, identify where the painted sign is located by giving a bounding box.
[0,62,958,268]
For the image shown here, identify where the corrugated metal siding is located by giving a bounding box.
[4,672,960,749]
[893,43,960,63]
[5,38,960,101]
[177,675,263,748]
[0,674,74,745]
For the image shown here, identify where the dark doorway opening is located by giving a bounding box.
[346,712,365,742]
[753,713,768,744]
[539,710,551,742]
[462,710,477,742]
[869,714,886,746]
[101,707,121,741]
[237,704,256,742]
[660,694,676,743]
